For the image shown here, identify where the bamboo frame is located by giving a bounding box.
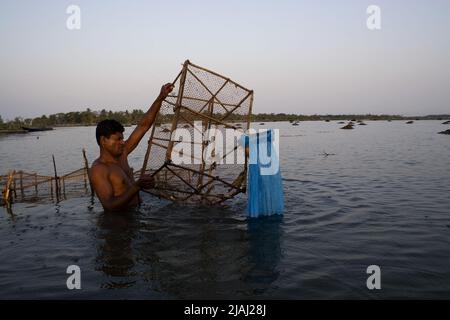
[167,94,238,108]
[140,121,158,178]
[166,60,189,160]
[138,60,253,205]
[188,61,251,92]
[181,106,238,129]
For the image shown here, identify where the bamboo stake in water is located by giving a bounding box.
[52,155,60,202]
[82,149,94,197]
[19,171,24,199]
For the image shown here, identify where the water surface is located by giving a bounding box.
[1,121,450,299]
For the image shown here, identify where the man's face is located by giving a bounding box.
[101,132,125,157]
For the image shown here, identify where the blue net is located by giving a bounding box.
[243,129,284,218]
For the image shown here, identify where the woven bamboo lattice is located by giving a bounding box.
[140,60,254,205]
[1,150,93,207]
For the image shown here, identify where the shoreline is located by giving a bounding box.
[1,118,450,134]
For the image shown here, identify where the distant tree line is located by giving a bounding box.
[1,109,449,130]
[0,108,145,129]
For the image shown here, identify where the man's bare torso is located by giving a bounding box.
[91,155,139,207]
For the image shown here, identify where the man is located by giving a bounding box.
[90,83,173,211]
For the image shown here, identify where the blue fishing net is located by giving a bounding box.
[241,129,284,218]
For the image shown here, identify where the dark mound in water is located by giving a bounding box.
[442,120,450,124]
[358,122,367,125]
[338,121,345,124]
[438,129,450,135]
[341,123,354,130]
[406,121,414,124]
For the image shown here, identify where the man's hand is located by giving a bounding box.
[136,174,155,190]
[125,82,174,155]
[158,83,174,101]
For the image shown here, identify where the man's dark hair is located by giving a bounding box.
[96,119,124,145]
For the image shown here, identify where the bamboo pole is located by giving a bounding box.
[204,121,220,196]
[165,165,198,193]
[149,161,168,178]
[246,92,254,131]
[171,69,183,87]
[3,171,15,204]
[82,169,87,192]
[181,106,238,130]
[153,136,203,145]
[197,99,215,189]
[82,149,94,197]
[19,171,24,198]
[243,92,254,182]
[12,176,17,199]
[188,60,252,93]
[166,95,239,108]
[150,141,168,149]
[180,177,216,202]
[62,177,66,196]
[166,60,189,161]
[52,155,60,201]
[168,162,239,191]
[34,173,38,195]
[140,122,158,178]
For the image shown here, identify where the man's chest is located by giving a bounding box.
[108,162,133,188]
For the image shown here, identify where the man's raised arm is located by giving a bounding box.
[125,83,174,154]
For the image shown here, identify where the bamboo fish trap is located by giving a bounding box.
[1,150,92,207]
[140,60,254,205]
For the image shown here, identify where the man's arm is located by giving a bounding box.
[125,83,174,155]
[90,165,140,211]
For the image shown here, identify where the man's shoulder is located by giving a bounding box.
[90,159,109,176]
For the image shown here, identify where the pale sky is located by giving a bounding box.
[1,0,450,120]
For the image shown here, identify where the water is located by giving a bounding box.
[1,121,450,299]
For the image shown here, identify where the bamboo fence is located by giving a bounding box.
[1,149,93,207]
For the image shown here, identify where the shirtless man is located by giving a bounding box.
[90,83,173,211]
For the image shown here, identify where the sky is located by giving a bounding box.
[1,0,450,120]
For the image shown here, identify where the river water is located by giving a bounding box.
[1,120,449,299]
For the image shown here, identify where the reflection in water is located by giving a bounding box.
[93,203,284,298]
[96,211,138,289]
[244,215,283,296]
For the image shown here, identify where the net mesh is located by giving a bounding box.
[141,60,253,205]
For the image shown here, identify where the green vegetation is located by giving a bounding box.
[0,108,144,130]
[1,109,449,130]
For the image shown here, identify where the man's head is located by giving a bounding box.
[96,119,125,157]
